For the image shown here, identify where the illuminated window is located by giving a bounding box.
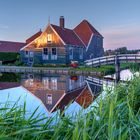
[47,34,52,43]
[46,94,52,105]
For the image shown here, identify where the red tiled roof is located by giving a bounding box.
[0,82,20,90]
[26,30,42,44]
[74,20,103,46]
[0,41,26,53]
[75,86,93,108]
[51,24,84,46]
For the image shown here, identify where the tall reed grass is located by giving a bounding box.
[0,76,140,140]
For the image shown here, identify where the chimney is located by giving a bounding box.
[60,16,65,28]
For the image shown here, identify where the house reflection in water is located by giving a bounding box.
[21,74,102,113]
[0,73,102,114]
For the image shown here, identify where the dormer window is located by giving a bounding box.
[47,34,52,43]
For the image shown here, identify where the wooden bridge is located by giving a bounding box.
[85,54,140,66]
[86,76,115,87]
[85,54,140,82]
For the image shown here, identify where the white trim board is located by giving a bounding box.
[86,33,93,52]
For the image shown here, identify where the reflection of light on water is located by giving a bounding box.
[120,69,133,81]
[105,69,139,81]
[0,86,49,118]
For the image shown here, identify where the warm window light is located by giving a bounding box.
[47,34,52,42]
[47,94,52,105]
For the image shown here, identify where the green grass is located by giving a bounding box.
[120,62,140,71]
[0,75,140,139]
[75,62,140,75]
[75,65,115,75]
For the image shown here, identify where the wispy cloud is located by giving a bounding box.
[101,23,140,50]
[0,24,9,29]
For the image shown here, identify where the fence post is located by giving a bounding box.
[115,54,120,83]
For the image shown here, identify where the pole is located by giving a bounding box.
[115,54,120,83]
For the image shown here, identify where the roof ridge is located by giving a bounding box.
[73,30,86,47]
[85,20,103,37]
[26,30,42,43]
[0,40,25,44]
[51,24,84,46]
[50,24,73,31]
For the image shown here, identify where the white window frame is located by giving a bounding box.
[29,51,34,57]
[42,48,49,60]
[42,77,49,89]
[51,77,57,90]
[47,34,52,43]
[69,47,73,60]
[51,48,57,60]
[46,94,52,105]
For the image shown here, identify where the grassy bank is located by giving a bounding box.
[1,62,139,77]
[0,75,140,139]
[75,62,140,75]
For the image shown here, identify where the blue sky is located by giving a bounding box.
[0,0,140,50]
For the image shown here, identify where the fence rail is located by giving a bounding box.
[85,54,140,66]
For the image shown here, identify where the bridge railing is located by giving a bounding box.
[118,54,140,61]
[86,76,115,87]
[85,55,115,66]
[85,54,140,66]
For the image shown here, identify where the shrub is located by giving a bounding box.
[0,52,19,61]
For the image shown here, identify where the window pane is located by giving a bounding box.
[46,94,52,105]
[52,48,56,55]
[25,51,28,55]
[47,34,52,42]
[51,78,57,90]
[44,48,48,55]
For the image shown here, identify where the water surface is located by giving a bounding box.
[0,69,134,117]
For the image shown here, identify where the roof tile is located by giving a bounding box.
[74,20,103,46]
[0,41,26,52]
[51,24,84,46]
[26,30,42,44]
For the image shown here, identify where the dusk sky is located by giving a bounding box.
[0,0,140,50]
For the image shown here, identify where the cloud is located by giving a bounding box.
[101,23,140,50]
[0,24,9,29]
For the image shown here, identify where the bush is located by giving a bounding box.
[0,52,19,61]
[33,63,68,67]
[0,73,21,82]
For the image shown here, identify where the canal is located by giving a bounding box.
[0,69,136,118]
